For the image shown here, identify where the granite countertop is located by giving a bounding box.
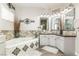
[62,31,77,37]
[39,31,77,37]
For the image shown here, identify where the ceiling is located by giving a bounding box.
[13,3,70,9]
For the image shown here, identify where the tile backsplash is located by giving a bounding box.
[1,30,38,40]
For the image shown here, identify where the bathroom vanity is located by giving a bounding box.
[39,5,76,56]
[39,32,76,56]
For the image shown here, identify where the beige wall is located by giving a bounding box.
[15,5,68,31]
[74,4,79,56]
[0,4,1,19]
[15,7,50,30]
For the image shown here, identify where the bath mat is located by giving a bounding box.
[42,46,58,54]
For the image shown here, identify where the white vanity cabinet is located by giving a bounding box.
[40,35,56,46]
[40,34,75,55]
[63,37,75,56]
[56,36,75,56]
[0,35,6,55]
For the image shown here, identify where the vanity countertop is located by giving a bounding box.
[39,30,60,35]
[62,31,76,37]
[39,31,76,37]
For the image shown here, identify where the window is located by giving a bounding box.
[1,4,14,22]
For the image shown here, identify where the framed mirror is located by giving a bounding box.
[64,8,75,31]
[51,15,61,31]
[64,17,74,31]
[40,17,49,31]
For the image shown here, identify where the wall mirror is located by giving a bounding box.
[51,16,61,31]
[64,8,75,31]
[64,17,74,31]
[40,17,49,31]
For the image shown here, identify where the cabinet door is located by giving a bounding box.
[40,35,49,45]
[56,36,64,52]
[56,36,59,48]
[49,35,56,46]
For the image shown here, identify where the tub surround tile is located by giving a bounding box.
[12,47,21,56]
[30,43,34,48]
[22,45,28,52]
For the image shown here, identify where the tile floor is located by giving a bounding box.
[36,45,64,56]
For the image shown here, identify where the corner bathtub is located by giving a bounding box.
[5,37,39,56]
